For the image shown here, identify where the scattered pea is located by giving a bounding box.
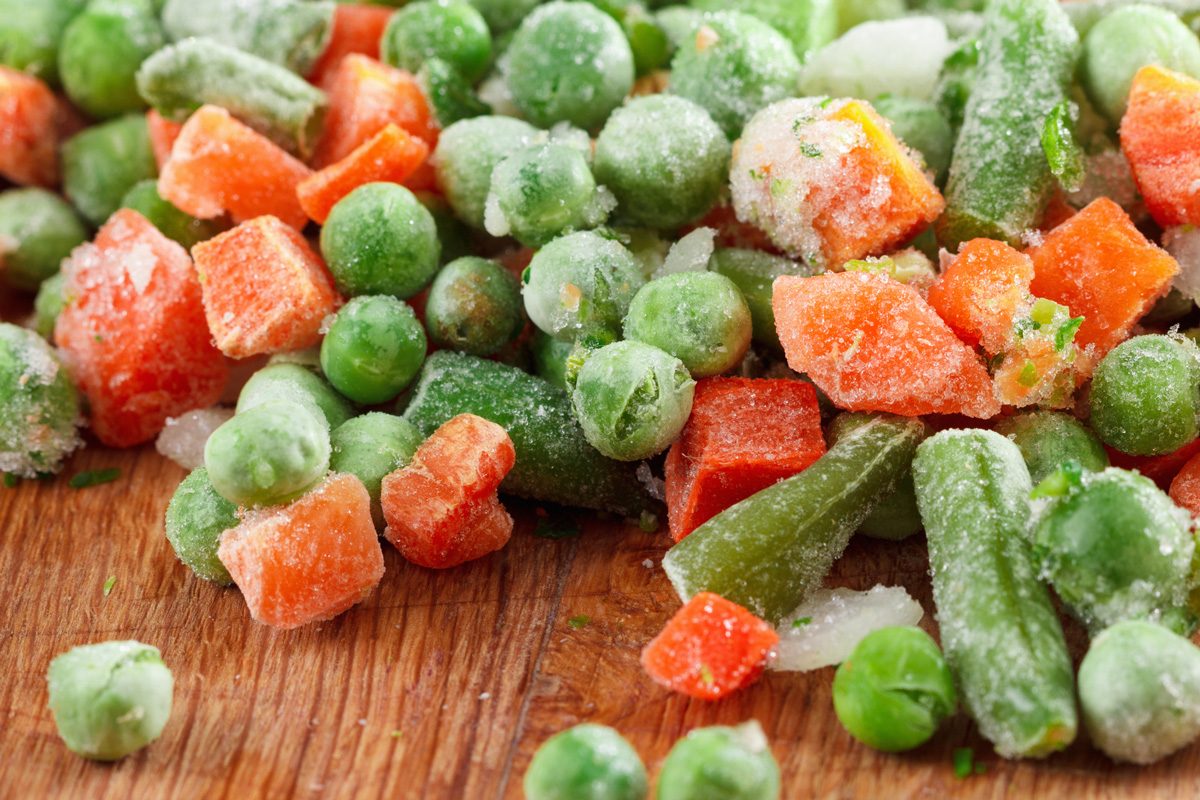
[524,723,648,800]
[164,467,238,585]
[656,721,781,800]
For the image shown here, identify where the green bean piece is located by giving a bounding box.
[655,721,780,800]
[524,724,647,800]
[160,0,334,76]
[932,36,978,133]
[939,0,1078,248]
[1078,620,1200,765]
[690,0,837,62]
[912,429,1076,759]
[402,350,657,515]
[136,39,328,158]
[61,114,158,227]
[424,256,524,357]
[0,0,87,85]
[431,116,538,230]
[0,323,81,478]
[330,413,422,527]
[993,410,1109,485]
[663,413,924,623]
[381,0,492,83]
[0,188,88,292]
[237,363,356,432]
[58,0,163,119]
[33,272,67,341]
[163,467,237,585]
[119,180,224,250]
[708,248,812,350]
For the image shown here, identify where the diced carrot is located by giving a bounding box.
[54,210,228,447]
[308,4,395,89]
[147,109,183,171]
[381,414,516,569]
[297,124,429,224]
[664,377,825,542]
[1120,65,1200,228]
[928,238,1034,352]
[641,592,779,701]
[1108,438,1200,491]
[218,473,385,630]
[1028,197,1178,367]
[0,66,61,187]
[159,104,313,230]
[192,216,342,358]
[313,55,436,169]
[773,271,1000,418]
[1169,450,1200,517]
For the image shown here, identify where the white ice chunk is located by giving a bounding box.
[656,227,716,278]
[801,17,953,103]
[156,407,234,470]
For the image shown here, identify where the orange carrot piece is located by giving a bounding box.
[54,210,228,447]
[928,238,1034,352]
[0,66,61,187]
[381,414,516,569]
[297,123,429,224]
[147,109,183,171]
[192,215,342,358]
[641,592,779,701]
[308,3,395,89]
[1120,64,1200,228]
[159,104,313,230]
[665,377,826,542]
[218,474,385,630]
[1169,450,1200,517]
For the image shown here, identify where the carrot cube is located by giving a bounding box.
[54,210,228,447]
[308,4,395,89]
[641,592,779,701]
[147,109,183,171]
[381,413,516,569]
[192,216,342,359]
[928,239,1034,353]
[0,66,61,187]
[313,55,436,169]
[159,105,313,230]
[664,377,825,542]
[218,473,385,629]
[773,271,1000,418]
[1029,197,1178,365]
[297,124,429,224]
[1170,450,1200,517]
[1120,65,1200,228]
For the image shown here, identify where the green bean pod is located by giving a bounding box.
[662,413,924,623]
[160,0,334,76]
[401,351,657,516]
[939,0,1078,248]
[912,429,1076,759]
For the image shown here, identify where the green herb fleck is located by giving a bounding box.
[799,142,822,158]
[1041,100,1086,193]
[102,575,116,597]
[533,514,581,540]
[792,617,812,628]
[390,729,403,739]
[567,614,591,630]
[818,96,834,109]
[699,664,715,685]
[1055,316,1084,351]
[69,468,121,489]
[748,168,765,182]
[953,747,975,779]
[770,178,791,198]
[638,510,659,533]
[1031,460,1084,499]
[2,473,17,488]
[1012,317,1034,340]
[988,352,1006,371]
[1030,298,1060,326]
[1018,360,1039,387]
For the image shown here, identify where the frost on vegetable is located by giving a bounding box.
[801,17,953,103]
[0,322,81,477]
[155,406,234,470]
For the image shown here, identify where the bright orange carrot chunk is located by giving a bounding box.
[159,105,313,230]
[1169,450,1200,517]
[308,3,395,89]
[297,124,429,224]
[313,55,436,169]
[1120,65,1200,228]
[218,473,385,630]
[641,592,779,701]
[147,109,183,171]
[54,209,227,447]
[773,271,1000,418]
[381,414,516,569]
[192,216,342,359]
[1028,197,1179,368]
[664,377,825,542]
[0,66,61,187]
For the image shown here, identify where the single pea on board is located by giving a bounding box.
[523,723,647,800]
[657,721,781,800]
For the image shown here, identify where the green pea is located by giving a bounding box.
[464,0,543,34]
[61,114,157,227]
[432,116,539,229]
[320,183,441,299]
[417,57,491,129]
[570,340,694,461]
[163,467,237,585]
[993,410,1109,485]
[690,0,837,62]
[832,626,956,752]
[237,363,356,431]
[1081,5,1200,125]
[486,143,608,246]
[330,413,422,526]
[658,7,702,50]
[0,0,87,85]
[623,271,751,378]
[320,295,428,405]
[1033,467,1196,635]
[1089,334,1200,456]
[836,0,905,32]
[204,399,331,507]
[33,272,67,341]
[382,0,492,83]
[530,329,574,390]
[506,2,635,129]
[425,257,524,356]
[656,721,780,800]
[872,95,954,185]
[0,188,88,292]
[668,11,802,140]
[1078,620,1200,765]
[0,322,81,478]
[119,180,224,250]
[522,231,644,340]
[58,0,162,119]
[47,640,173,761]
[708,248,812,350]
[594,94,730,230]
[622,4,671,76]
[524,723,647,800]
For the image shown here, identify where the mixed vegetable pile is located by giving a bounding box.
[6,0,1200,793]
